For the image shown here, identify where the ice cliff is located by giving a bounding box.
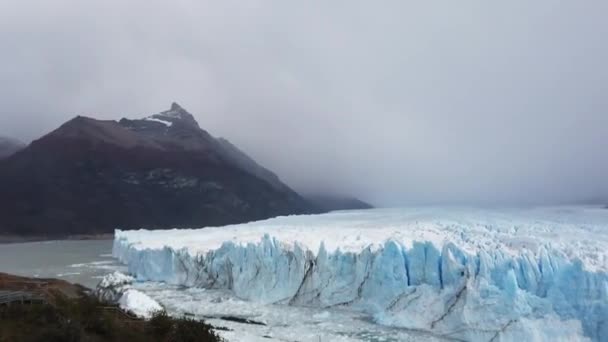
[95,271,163,319]
[113,207,608,341]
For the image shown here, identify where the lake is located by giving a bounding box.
[0,239,125,289]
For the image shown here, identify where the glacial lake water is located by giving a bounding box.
[0,239,125,289]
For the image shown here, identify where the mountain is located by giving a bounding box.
[0,103,316,236]
[305,194,373,212]
[0,137,25,159]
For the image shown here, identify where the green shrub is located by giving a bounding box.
[149,310,223,342]
[149,310,174,336]
[1,302,223,342]
[169,317,223,342]
[0,303,82,342]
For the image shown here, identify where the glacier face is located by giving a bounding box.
[113,207,608,341]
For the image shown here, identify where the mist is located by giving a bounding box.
[1,1,607,206]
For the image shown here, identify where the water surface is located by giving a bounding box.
[0,239,124,288]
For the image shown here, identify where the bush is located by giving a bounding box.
[1,302,223,342]
[149,310,174,336]
[169,316,223,342]
[150,310,223,342]
[0,304,82,342]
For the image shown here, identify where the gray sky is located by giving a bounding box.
[1,1,607,206]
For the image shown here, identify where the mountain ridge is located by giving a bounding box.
[0,104,316,236]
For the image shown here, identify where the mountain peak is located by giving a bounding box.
[170,102,183,111]
[150,103,200,128]
[0,106,315,237]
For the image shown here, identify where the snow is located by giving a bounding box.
[161,106,187,119]
[113,206,608,341]
[144,116,173,127]
[119,289,163,318]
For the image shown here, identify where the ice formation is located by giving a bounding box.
[113,207,608,341]
[95,271,135,303]
[98,271,135,288]
[119,289,163,318]
[95,272,163,318]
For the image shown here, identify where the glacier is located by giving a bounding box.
[112,207,608,341]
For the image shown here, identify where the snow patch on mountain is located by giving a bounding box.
[144,116,173,127]
[113,207,608,341]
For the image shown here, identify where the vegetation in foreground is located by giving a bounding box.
[0,296,223,342]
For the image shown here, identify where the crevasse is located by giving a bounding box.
[113,232,607,342]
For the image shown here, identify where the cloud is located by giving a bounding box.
[1,1,607,205]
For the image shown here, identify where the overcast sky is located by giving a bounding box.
[1,1,607,206]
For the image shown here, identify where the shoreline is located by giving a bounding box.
[0,272,90,298]
[0,233,114,244]
[0,272,223,341]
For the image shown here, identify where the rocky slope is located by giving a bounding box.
[0,103,316,236]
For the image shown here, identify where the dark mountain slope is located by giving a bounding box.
[0,137,25,159]
[305,194,374,212]
[0,104,315,236]
[214,137,289,192]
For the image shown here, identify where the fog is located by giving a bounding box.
[1,1,607,206]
